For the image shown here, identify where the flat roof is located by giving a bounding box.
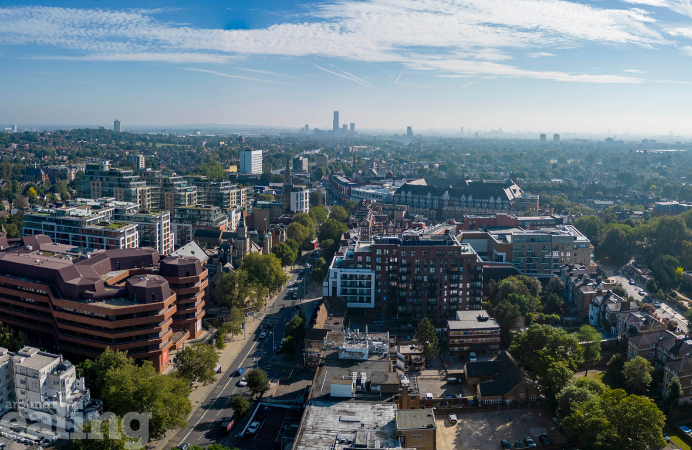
[395,408,436,430]
[448,310,500,330]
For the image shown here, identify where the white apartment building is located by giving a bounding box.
[128,154,145,169]
[290,187,310,214]
[240,150,263,174]
[11,347,101,432]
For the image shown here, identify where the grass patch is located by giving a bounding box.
[664,426,691,450]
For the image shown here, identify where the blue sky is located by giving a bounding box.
[3,0,692,134]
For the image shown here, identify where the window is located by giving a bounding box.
[410,434,423,439]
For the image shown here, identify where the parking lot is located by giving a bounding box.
[436,408,565,450]
[416,377,474,398]
[241,405,302,450]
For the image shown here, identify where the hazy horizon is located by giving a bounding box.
[3,0,692,134]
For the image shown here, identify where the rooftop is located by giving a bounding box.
[395,408,436,431]
[448,310,500,330]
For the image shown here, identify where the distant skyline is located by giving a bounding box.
[3,0,692,134]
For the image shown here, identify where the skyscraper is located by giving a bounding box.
[342,124,348,133]
[350,123,355,134]
[304,124,309,134]
[407,126,413,138]
[460,127,464,135]
[333,111,339,132]
[240,149,262,174]
[114,120,121,132]
[553,134,560,143]
[540,133,546,143]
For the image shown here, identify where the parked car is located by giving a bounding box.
[246,422,260,435]
[629,279,636,285]
[448,413,457,424]
[259,331,267,339]
[662,432,671,443]
[447,377,458,384]
[639,290,646,296]
[469,352,477,362]
[523,437,537,448]
[257,406,269,419]
[500,440,512,449]
[292,292,298,299]
[264,323,273,329]
[680,425,692,435]
[514,440,524,448]
[238,377,247,387]
[304,263,311,268]
[234,368,244,376]
[538,434,551,445]
[177,444,189,450]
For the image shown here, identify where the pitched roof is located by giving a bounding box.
[473,351,537,397]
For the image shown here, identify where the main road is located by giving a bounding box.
[159,251,321,450]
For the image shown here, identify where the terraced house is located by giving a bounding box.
[0,233,206,371]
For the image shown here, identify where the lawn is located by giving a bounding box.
[664,426,691,450]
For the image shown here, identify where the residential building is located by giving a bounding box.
[114,120,121,132]
[289,186,310,213]
[79,162,152,210]
[0,234,207,372]
[13,346,102,432]
[466,350,541,405]
[395,409,437,450]
[333,111,339,132]
[653,201,692,217]
[43,165,82,184]
[186,177,251,210]
[540,133,546,143]
[323,224,483,320]
[172,205,228,248]
[160,175,198,214]
[446,310,501,356]
[23,203,139,250]
[293,156,308,172]
[24,166,49,183]
[314,153,328,167]
[589,291,639,333]
[554,134,560,143]
[128,154,145,169]
[240,149,262,174]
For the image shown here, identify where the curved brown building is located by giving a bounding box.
[0,234,206,372]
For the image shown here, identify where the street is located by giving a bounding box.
[603,267,688,335]
[159,250,322,450]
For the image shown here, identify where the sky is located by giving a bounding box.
[3,0,692,135]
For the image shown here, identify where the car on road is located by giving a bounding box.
[246,421,260,435]
[234,368,244,376]
[448,413,457,423]
[469,352,477,362]
[523,437,536,448]
[500,440,512,450]
[538,434,551,445]
[629,279,636,285]
[238,377,247,387]
[446,377,458,384]
[654,301,661,308]
[177,444,189,450]
[663,432,671,443]
[264,323,273,330]
[514,440,524,448]
[292,292,298,299]
[639,290,646,296]
[304,263,311,268]
[259,331,267,339]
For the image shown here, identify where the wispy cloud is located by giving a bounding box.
[235,68,307,81]
[528,52,556,58]
[623,69,646,73]
[621,0,692,17]
[315,65,372,86]
[0,1,671,83]
[461,81,477,88]
[182,68,282,84]
[395,72,403,84]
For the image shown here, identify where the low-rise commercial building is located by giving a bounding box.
[447,310,501,356]
[395,409,437,450]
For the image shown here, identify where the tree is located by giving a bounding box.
[622,356,653,393]
[562,388,666,450]
[272,242,297,266]
[665,376,682,413]
[0,323,27,352]
[292,212,316,238]
[329,205,349,222]
[597,224,633,265]
[309,190,323,207]
[238,253,289,295]
[72,416,143,450]
[101,362,191,439]
[318,219,348,244]
[287,222,310,244]
[556,378,605,418]
[542,293,565,314]
[651,254,681,291]
[214,270,253,311]
[12,195,28,209]
[494,299,522,345]
[343,200,357,214]
[309,205,328,225]
[173,344,219,385]
[542,358,575,399]
[511,324,583,375]
[285,315,306,342]
[543,277,565,299]
[223,307,244,338]
[414,317,438,358]
[246,369,270,397]
[577,325,602,376]
[257,193,274,202]
[311,257,328,282]
[79,347,134,400]
[231,395,250,416]
[573,215,604,242]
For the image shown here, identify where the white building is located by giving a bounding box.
[322,240,376,309]
[240,150,262,174]
[290,187,310,214]
[128,154,145,169]
[12,347,101,432]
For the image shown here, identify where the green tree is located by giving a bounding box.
[414,317,439,358]
[329,205,349,222]
[292,212,316,238]
[573,215,604,242]
[173,344,219,385]
[542,293,565,314]
[651,254,681,290]
[309,190,323,207]
[622,356,653,393]
[238,253,289,295]
[0,323,27,352]
[246,369,270,397]
[577,325,602,376]
[494,299,522,345]
[597,224,633,265]
[214,270,253,311]
[257,193,274,202]
[542,357,575,399]
[101,362,191,439]
[311,257,328,282]
[72,416,143,450]
[223,307,244,338]
[318,219,348,243]
[511,324,583,375]
[309,205,328,225]
[79,347,134,400]
[287,222,310,244]
[231,395,250,416]
[343,200,357,214]
[192,161,227,181]
[272,242,297,266]
[285,315,306,342]
[665,376,682,413]
[556,378,605,418]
